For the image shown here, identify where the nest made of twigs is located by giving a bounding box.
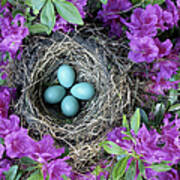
[9,27,146,172]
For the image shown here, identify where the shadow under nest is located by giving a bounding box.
[8,25,146,172]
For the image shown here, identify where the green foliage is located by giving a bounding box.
[4,165,21,180]
[0,74,6,86]
[27,169,44,180]
[122,114,129,130]
[100,0,108,5]
[140,108,149,128]
[61,175,70,180]
[1,0,8,6]
[130,108,141,134]
[26,0,46,15]
[169,103,180,112]
[154,103,165,127]
[138,160,146,178]
[24,0,84,34]
[112,156,129,179]
[28,23,49,34]
[20,156,38,165]
[100,141,127,155]
[131,0,165,6]
[40,0,55,34]
[0,137,4,144]
[125,160,136,180]
[147,163,172,172]
[169,89,178,105]
[92,165,103,176]
[53,0,83,25]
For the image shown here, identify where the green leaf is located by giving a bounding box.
[169,104,180,112]
[1,0,8,6]
[100,0,108,4]
[168,89,178,105]
[154,103,165,125]
[125,160,136,180]
[27,170,44,180]
[15,171,23,180]
[20,157,38,165]
[40,0,55,34]
[136,174,143,180]
[147,164,172,172]
[140,109,149,127]
[100,176,106,180]
[0,137,4,144]
[152,0,165,5]
[0,73,6,86]
[100,141,127,155]
[27,0,46,15]
[25,166,38,172]
[25,0,33,6]
[4,165,18,180]
[130,108,141,134]
[28,23,50,34]
[138,160,146,178]
[12,9,24,18]
[112,156,129,179]
[122,114,129,130]
[62,175,68,180]
[143,0,165,6]
[53,0,84,25]
[7,0,16,5]
[92,165,103,176]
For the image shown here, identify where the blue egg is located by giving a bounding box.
[61,96,79,117]
[44,85,66,104]
[70,82,95,100]
[57,64,75,88]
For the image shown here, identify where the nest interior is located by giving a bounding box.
[9,27,145,172]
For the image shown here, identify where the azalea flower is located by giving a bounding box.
[30,134,65,164]
[97,0,132,37]
[0,159,11,180]
[0,114,20,138]
[5,128,36,158]
[128,36,159,63]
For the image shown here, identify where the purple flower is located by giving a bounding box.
[5,128,35,158]
[107,115,180,164]
[146,4,168,31]
[98,0,132,37]
[53,16,71,32]
[152,60,179,81]
[0,144,5,159]
[0,11,29,76]
[165,0,179,28]
[0,159,11,180]
[128,36,159,63]
[43,158,72,180]
[30,134,65,164]
[147,77,179,95]
[145,168,179,180]
[107,127,134,153]
[0,88,11,118]
[154,38,173,58]
[0,114,20,138]
[122,7,158,38]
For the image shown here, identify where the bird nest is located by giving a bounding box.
[9,28,145,172]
